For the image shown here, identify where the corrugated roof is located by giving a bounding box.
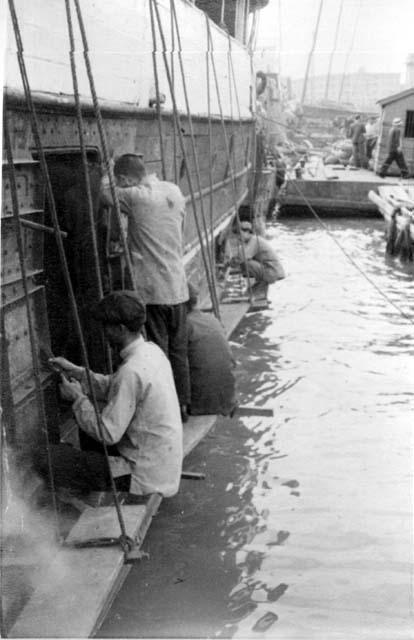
[377,87,414,106]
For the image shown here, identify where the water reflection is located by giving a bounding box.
[100,218,414,639]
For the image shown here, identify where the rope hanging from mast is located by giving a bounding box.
[7,0,131,548]
[170,0,221,318]
[72,0,137,294]
[151,0,220,318]
[149,0,167,180]
[338,0,362,104]
[205,14,254,305]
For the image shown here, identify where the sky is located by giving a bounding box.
[254,0,414,81]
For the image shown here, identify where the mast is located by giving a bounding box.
[324,0,344,101]
[301,0,324,105]
[338,0,362,104]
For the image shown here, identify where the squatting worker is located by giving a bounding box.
[102,154,191,421]
[379,117,409,179]
[186,283,237,416]
[230,221,285,290]
[35,291,183,497]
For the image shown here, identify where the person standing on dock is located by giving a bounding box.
[349,114,367,168]
[37,291,183,498]
[378,117,409,179]
[365,116,379,162]
[102,154,191,422]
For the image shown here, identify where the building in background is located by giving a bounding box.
[374,87,414,176]
[291,69,401,112]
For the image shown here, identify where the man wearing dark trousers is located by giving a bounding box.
[102,154,190,421]
[379,117,409,179]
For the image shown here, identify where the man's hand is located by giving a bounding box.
[49,357,84,380]
[59,376,84,402]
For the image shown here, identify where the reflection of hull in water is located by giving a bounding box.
[1,0,265,634]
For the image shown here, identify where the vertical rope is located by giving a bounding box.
[3,118,61,542]
[72,0,137,293]
[170,0,178,183]
[8,0,129,543]
[149,0,166,180]
[151,0,219,318]
[170,1,220,318]
[206,16,253,304]
[205,23,216,290]
[64,0,112,374]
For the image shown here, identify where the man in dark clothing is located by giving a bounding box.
[349,115,367,168]
[186,284,236,416]
[379,117,409,178]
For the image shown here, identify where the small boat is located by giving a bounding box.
[368,184,414,262]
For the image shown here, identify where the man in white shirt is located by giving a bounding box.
[37,291,183,497]
[103,155,190,421]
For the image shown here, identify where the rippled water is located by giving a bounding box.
[100,219,414,640]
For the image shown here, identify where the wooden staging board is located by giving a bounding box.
[9,301,248,639]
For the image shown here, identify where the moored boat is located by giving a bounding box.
[1,0,270,634]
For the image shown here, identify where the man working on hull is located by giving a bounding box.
[103,154,190,421]
[379,117,409,179]
[228,220,285,295]
[186,283,236,416]
[36,291,183,497]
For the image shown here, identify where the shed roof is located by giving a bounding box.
[377,87,414,106]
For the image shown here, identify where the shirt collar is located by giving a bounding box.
[120,335,144,361]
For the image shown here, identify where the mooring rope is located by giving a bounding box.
[288,179,414,325]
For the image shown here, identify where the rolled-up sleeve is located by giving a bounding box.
[73,368,141,445]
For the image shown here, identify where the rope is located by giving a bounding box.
[149,0,166,180]
[72,0,137,294]
[64,0,113,374]
[170,0,221,318]
[289,179,414,325]
[206,23,216,293]
[170,0,178,183]
[206,15,253,304]
[151,0,219,318]
[3,118,61,541]
[8,0,130,544]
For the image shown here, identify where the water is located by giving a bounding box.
[99,218,414,639]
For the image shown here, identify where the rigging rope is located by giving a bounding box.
[72,0,137,295]
[288,179,414,325]
[149,0,167,180]
[170,0,221,317]
[64,0,113,374]
[3,118,61,541]
[151,0,220,318]
[8,0,130,546]
[205,15,254,305]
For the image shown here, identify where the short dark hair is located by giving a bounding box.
[91,291,146,332]
[114,154,146,180]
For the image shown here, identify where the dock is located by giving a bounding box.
[277,162,411,217]
[8,301,248,639]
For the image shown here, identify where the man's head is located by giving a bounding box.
[354,114,361,121]
[238,220,253,243]
[392,117,402,127]
[114,154,146,187]
[91,291,146,347]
